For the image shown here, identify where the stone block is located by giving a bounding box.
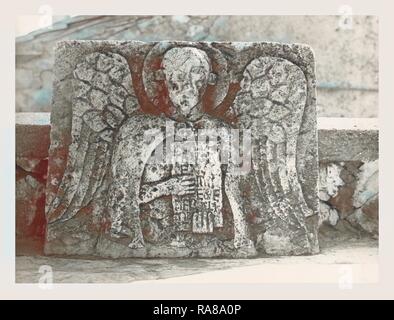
[44,41,320,258]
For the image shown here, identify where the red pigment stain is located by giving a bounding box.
[16,159,49,255]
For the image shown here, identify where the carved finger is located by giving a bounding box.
[180,176,195,182]
[184,187,196,194]
[182,180,195,187]
[178,189,194,196]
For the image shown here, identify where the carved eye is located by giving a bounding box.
[170,82,179,91]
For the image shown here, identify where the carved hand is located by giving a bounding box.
[164,175,196,196]
[139,174,196,204]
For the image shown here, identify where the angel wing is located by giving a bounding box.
[104,112,167,248]
[228,56,314,252]
[46,51,139,224]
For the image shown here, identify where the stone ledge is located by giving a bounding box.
[16,112,50,125]
[318,117,378,162]
[15,114,380,162]
[16,113,50,160]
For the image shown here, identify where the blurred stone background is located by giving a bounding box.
[15,16,379,255]
[16,15,378,117]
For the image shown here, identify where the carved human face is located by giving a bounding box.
[162,47,210,118]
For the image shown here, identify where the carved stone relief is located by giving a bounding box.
[45,41,319,258]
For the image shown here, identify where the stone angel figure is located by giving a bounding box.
[45,42,318,258]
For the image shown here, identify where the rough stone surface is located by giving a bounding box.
[16,113,50,255]
[45,40,319,258]
[16,15,378,118]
